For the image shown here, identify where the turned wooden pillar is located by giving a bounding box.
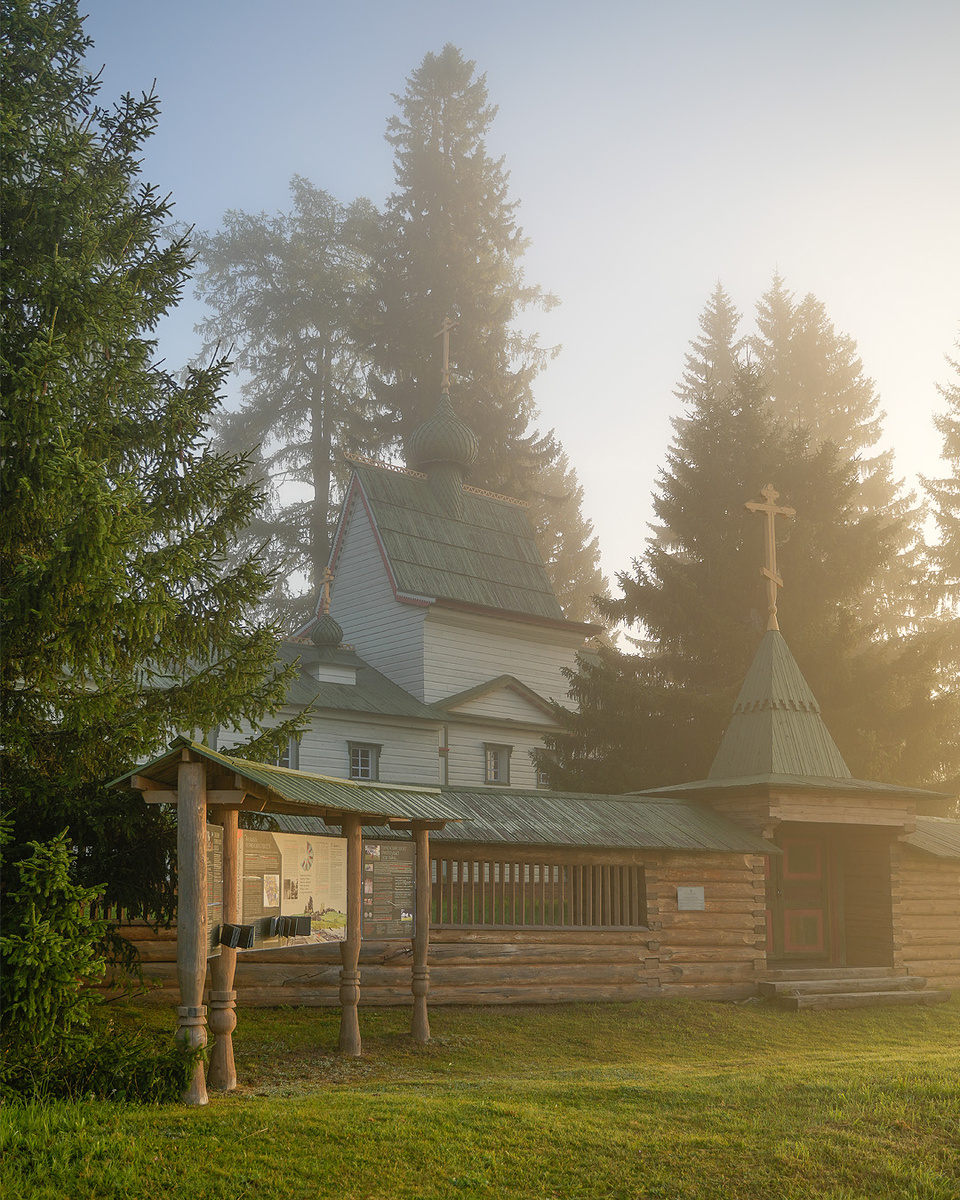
[410,823,432,1042]
[207,806,239,1091]
[338,813,363,1056]
[175,757,208,1106]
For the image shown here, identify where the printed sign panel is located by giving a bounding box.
[361,840,415,939]
[238,830,347,948]
[206,823,223,958]
[677,886,706,911]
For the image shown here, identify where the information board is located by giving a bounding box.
[361,840,415,939]
[237,830,348,948]
[206,823,223,958]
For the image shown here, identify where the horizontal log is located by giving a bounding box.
[899,944,960,960]
[900,901,960,916]
[115,925,178,941]
[659,901,763,916]
[429,962,648,987]
[425,943,644,966]
[649,929,762,948]
[658,984,756,1001]
[422,983,662,1005]
[660,913,762,930]
[429,928,649,946]
[660,962,759,983]
[659,947,766,964]
[898,924,960,942]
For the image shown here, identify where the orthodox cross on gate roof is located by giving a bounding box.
[434,316,459,392]
[745,484,795,631]
[320,566,334,615]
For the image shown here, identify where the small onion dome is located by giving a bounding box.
[310,611,343,649]
[406,394,479,473]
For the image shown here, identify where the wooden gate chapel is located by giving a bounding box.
[639,487,958,987]
[113,738,461,1106]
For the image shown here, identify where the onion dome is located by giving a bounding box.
[406,394,479,473]
[310,611,343,650]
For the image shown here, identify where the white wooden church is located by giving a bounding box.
[218,389,592,794]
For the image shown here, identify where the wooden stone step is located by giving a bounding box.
[763,966,906,982]
[776,989,950,1012]
[760,976,926,997]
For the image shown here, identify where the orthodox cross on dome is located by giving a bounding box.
[434,316,459,393]
[320,566,334,615]
[745,484,796,631]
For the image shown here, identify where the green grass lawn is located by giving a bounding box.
[3,996,958,1199]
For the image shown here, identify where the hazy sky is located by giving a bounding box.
[80,0,959,584]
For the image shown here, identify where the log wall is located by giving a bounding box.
[105,849,769,1006]
[898,846,960,989]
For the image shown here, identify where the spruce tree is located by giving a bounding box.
[1,0,300,917]
[370,45,601,614]
[923,335,960,607]
[543,357,959,792]
[192,179,385,625]
[371,45,556,488]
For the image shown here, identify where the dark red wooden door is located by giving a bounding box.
[770,833,834,961]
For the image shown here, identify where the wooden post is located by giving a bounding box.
[175,757,208,1107]
[338,813,362,1056]
[207,806,238,1091]
[411,823,432,1043]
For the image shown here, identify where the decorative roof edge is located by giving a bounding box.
[343,451,427,479]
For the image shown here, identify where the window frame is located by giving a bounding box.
[348,741,381,782]
[483,743,512,785]
[274,735,300,771]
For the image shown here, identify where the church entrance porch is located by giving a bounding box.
[767,822,898,970]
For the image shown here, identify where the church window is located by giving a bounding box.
[349,742,380,781]
[273,736,299,771]
[484,743,512,785]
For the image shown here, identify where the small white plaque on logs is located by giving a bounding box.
[677,886,705,911]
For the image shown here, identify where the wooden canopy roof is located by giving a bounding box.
[112,737,462,824]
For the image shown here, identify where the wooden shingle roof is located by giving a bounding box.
[339,462,572,624]
[708,630,851,781]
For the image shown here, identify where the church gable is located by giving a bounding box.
[439,675,558,726]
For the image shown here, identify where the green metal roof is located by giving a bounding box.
[111,738,461,823]
[339,463,569,623]
[637,773,953,803]
[276,641,439,720]
[264,790,775,854]
[708,630,852,781]
[903,815,960,859]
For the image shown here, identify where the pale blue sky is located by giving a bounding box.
[81,0,960,581]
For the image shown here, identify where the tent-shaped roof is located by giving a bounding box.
[332,461,589,627]
[638,630,953,806]
[708,630,851,781]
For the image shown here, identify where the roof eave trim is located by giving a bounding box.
[431,596,599,636]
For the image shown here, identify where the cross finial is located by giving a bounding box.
[745,484,796,631]
[320,566,334,615]
[434,316,459,392]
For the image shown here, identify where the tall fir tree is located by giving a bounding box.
[192,179,385,625]
[543,355,960,793]
[371,44,556,489]
[752,275,926,636]
[1,0,300,919]
[370,45,602,615]
[923,335,960,608]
